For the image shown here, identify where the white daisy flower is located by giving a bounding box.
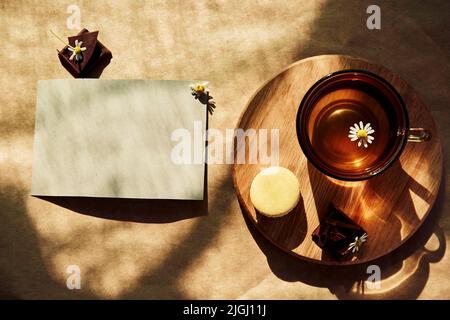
[67,39,87,62]
[190,81,209,94]
[348,121,375,148]
[348,233,368,253]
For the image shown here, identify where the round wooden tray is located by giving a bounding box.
[232,55,443,265]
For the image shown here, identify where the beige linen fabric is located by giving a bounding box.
[0,0,449,299]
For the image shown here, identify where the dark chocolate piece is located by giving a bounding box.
[58,29,112,78]
[312,205,367,259]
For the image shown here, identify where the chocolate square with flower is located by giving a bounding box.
[312,205,368,259]
[57,29,112,78]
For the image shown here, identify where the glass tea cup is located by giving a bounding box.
[296,69,431,181]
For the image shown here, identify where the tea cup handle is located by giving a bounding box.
[407,128,432,142]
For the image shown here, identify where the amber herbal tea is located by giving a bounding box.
[297,70,410,180]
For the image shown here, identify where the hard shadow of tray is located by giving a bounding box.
[240,176,446,299]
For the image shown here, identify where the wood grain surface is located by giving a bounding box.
[232,55,443,265]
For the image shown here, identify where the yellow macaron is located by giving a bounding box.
[250,166,300,218]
